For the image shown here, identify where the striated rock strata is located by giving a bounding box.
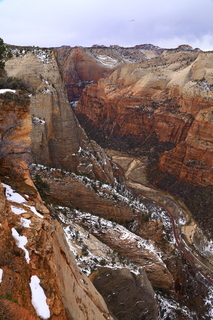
[75,50,213,186]
[0,182,114,320]
[5,49,115,184]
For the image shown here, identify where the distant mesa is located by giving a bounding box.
[134,44,161,50]
[177,44,193,50]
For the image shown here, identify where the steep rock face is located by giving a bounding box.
[55,46,149,104]
[0,87,115,319]
[56,46,117,103]
[160,105,213,186]
[76,50,213,186]
[5,50,115,184]
[0,182,115,320]
[0,91,32,183]
[91,267,158,320]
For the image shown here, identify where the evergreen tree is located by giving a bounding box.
[0,38,6,70]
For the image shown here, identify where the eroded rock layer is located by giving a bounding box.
[75,49,213,186]
[5,50,115,184]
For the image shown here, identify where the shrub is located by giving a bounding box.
[0,76,31,92]
[0,38,6,70]
[33,174,50,201]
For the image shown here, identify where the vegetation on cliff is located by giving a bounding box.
[0,37,6,70]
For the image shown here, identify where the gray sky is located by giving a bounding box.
[1,0,213,50]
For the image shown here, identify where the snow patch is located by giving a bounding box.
[26,205,43,218]
[3,183,26,203]
[29,275,50,319]
[11,228,30,263]
[20,217,31,228]
[11,206,27,215]
[0,269,3,283]
[0,89,16,94]
[95,54,118,67]
[32,116,45,125]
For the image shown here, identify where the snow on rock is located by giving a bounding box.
[20,217,31,228]
[2,183,43,218]
[11,227,30,263]
[3,183,26,203]
[32,116,45,125]
[0,268,3,283]
[204,286,213,319]
[26,205,43,218]
[29,275,50,320]
[11,205,27,215]
[0,89,16,94]
[95,54,118,67]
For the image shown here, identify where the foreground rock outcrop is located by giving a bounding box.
[0,182,115,320]
[0,89,115,319]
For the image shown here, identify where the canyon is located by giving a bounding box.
[0,43,213,319]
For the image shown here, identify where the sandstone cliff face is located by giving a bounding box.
[0,181,115,320]
[55,46,148,104]
[0,87,115,320]
[76,50,213,186]
[5,49,115,184]
[91,267,158,320]
[0,91,32,183]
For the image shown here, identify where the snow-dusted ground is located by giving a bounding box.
[156,292,195,320]
[58,212,141,276]
[7,46,51,64]
[192,227,213,266]
[29,163,174,244]
[29,275,50,319]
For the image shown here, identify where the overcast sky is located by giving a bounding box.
[1,0,213,50]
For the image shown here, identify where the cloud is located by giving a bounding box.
[0,0,213,50]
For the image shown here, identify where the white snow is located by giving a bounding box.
[0,89,16,94]
[26,205,43,218]
[0,269,3,283]
[204,286,213,318]
[3,183,43,218]
[32,116,45,125]
[29,275,50,320]
[3,183,26,203]
[11,228,30,263]
[95,55,118,67]
[20,217,31,228]
[11,205,27,215]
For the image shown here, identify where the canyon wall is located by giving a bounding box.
[0,90,115,320]
[5,49,114,184]
[75,49,213,186]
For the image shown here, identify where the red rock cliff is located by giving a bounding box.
[76,50,213,186]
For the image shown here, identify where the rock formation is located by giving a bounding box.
[91,267,158,320]
[1,44,213,319]
[0,89,115,319]
[75,49,213,187]
[5,49,115,184]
